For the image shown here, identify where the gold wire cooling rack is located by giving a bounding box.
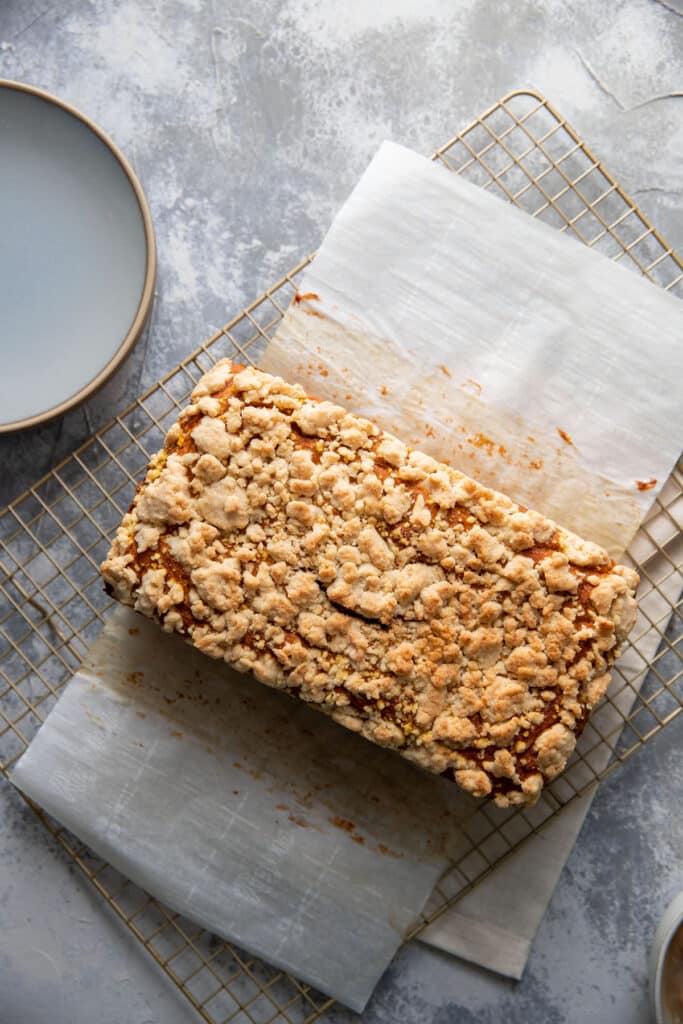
[1,89,681,1023]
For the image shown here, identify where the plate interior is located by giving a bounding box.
[0,87,148,427]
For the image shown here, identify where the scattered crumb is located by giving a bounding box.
[127,627,140,636]
[468,432,496,456]
[275,803,289,811]
[636,478,657,491]
[380,385,388,396]
[529,459,543,470]
[293,291,320,304]
[557,428,574,446]
[438,364,452,378]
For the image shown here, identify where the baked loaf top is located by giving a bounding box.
[102,361,639,807]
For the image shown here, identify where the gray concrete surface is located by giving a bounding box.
[1,1,681,1021]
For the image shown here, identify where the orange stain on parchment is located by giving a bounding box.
[293,292,324,317]
[376,843,403,859]
[288,815,312,828]
[329,816,356,833]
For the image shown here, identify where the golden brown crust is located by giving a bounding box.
[102,362,639,807]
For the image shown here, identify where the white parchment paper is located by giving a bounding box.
[260,140,683,976]
[262,141,683,557]
[11,140,683,997]
[12,607,473,1011]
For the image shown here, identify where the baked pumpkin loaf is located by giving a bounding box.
[102,362,639,807]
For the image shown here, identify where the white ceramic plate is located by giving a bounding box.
[0,81,156,432]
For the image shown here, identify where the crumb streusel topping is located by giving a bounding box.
[102,362,638,807]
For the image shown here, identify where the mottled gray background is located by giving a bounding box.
[1,1,681,1021]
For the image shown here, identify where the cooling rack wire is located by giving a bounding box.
[1,89,681,1024]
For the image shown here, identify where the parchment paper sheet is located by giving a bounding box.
[11,141,683,998]
[260,140,683,977]
[262,141,683,557]
[12,607,474,1011]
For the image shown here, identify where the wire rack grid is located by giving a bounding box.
[1,89,681,1024]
